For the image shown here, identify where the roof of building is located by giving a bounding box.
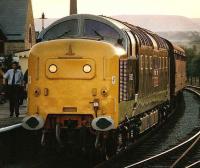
[0,25,6,40]
[0,0,28,41]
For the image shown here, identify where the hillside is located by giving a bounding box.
[192,18,200,26]
[113,15,200,32]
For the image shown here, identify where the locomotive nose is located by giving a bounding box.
[22,115,45,130]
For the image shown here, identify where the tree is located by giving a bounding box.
[192,53,200,77]
[185,48,195,77]
[3,54,13,70]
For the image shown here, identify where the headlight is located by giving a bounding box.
[49,64,57,73]
[83,64,92,73]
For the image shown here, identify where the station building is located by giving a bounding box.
[0,0,36,71]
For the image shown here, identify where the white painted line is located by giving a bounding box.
[0,123,22,133]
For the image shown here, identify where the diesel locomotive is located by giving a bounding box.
[22,14,186,157]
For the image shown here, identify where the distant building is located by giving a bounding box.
[15,50,29,74]
[0,0,36,55]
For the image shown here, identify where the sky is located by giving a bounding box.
[32,0,200,19]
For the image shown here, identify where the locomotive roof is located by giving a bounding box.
[38,14,127,41]
[38,14,169,50]
[173,45,185,56]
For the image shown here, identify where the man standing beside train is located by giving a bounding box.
[3,62,23,117]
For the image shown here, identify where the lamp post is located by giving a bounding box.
[39,12,47,31]
[70,0,77,15]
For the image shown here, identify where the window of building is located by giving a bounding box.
[29,27,32,44]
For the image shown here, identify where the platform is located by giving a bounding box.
[0,101,27,128]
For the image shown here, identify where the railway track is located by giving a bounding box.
[1,88,200,168]
[124,128,200,168]
[122,87,200,168]
[96,89,200,168]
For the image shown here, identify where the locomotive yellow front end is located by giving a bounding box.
[23,39,125,135]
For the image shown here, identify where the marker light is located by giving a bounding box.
[83,64,92,73]
[49,64,57,73]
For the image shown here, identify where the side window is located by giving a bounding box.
[159,57,161,69]
[84,19,120,44]
[145,55,148,70]
[153,56,158,69]
[149,56,152,69]
[43,19,78,40]
[163,57,165,69]
[165,57,168,69]
[140,55,144,70]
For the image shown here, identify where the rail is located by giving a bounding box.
[186,85,200,89]
[124,129,200,168]
[185,86,200,96]
[185,160,200,168]
[0,123,22,133]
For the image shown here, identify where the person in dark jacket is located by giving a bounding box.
[23,69,28,99]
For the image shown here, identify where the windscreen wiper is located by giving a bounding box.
[57,30,71,38]
[93,29,104,40]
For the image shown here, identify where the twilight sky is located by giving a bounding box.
[32,0,200,18]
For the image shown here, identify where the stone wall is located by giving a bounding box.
[4,42,25,55]
[3,0,36,55]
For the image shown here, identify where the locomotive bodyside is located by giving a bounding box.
[173,45,186,93]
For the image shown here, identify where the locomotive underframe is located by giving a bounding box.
[40,99,172,156]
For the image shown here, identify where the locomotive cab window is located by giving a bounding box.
[43,19,78,40]
[84,19,121,45]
